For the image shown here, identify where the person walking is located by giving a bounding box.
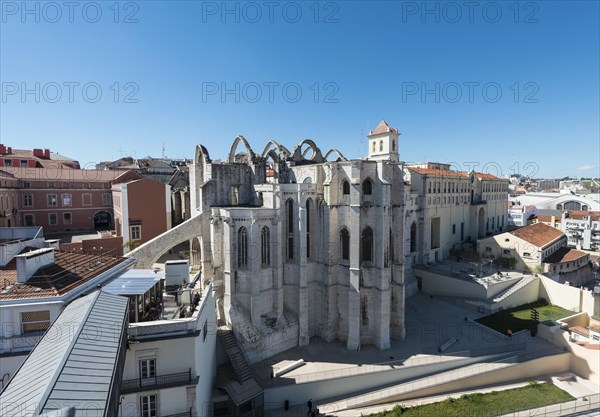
[307,398,313,416]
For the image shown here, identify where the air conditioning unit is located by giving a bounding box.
[594,286,600,294]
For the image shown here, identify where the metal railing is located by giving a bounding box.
[495,393,600,417]
[163,409,193,417]
[121,369,192,394]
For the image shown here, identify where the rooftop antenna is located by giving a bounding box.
[162,143,166,159]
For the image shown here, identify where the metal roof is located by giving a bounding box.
[102,269,163,295]
[0,291,128,417]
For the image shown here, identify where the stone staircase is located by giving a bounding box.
[217,327,263,405]
[491,276,536,303]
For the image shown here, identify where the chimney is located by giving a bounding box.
[551,215,556,227]
[33,148,44,158]
[15,248,55,284]
[0,144,5,155]
[7,147,12,154]
[44,149,51,159]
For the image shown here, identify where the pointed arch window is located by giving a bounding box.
[306,199,312,258]
[342,180,350,195]
[361,227,374,263]
[286,199,294,260]
[238,227,248,267]
[340,228,350,261]
[362,178,373,195]
[261,226,270,266]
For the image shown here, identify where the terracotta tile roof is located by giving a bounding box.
[509,223,564,248]
[369,120,398,135]
[1,166,130,182]
[570,326,589,338]
[407,167,504,180]
[0,250,129,300]
[565,210,600,221]
[407,167,469,177]
[532,214,562,223]
[476,172,500,179]
[589,324,600,334]
[543,247,588,264]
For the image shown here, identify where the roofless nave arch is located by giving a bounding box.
[126,136,346,278]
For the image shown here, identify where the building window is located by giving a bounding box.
[306,199,311,258]
[63,212,72,225]
[485,247,492,252]
[238,226,248,267]
[461,222,464,241]
[49,213,57,225]
[342,180,350,195]
[372,141,376,152]
[24,214,35,226]
[24,181,31,188]
[410,222,417,253]
[130,225,142,240]
[20,159,28,167]
[47,194,57,207]
[261,226,270,266]
[286,199,294,260]
[379,140,383,151]
[361,227,374,263]
[392,139,395,151]
[4,159,12,166]
[452,224,456,234]
[140,394,157,417]
[21,310,50,334]
[102,193,111,205]
[62,194,72,207]
[82,193,92,206]
[23,195,33,207]
[430,217,441,249]
[361,296,368,325]
[140,358,156,380]
[362,178,373,196]
[231,186,238,206]
[340,228,350,260]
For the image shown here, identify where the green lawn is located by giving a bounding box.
[366,382,574,417]
[475,300,574,334]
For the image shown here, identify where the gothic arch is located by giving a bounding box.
[261,140,291,160]
[194,144,211,186]
[324,148,348,162]
[227,135,256,163]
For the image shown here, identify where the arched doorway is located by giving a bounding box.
[93,210,113,230]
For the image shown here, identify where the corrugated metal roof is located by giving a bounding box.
[0,291,128,417]
[103,269,163,295]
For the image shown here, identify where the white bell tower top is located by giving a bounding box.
[367,119,400,162]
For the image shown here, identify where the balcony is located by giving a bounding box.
[121,369,195,394]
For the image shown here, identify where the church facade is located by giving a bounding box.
[190,120,509,363]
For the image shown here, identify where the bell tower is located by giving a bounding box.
[367,119,399,162]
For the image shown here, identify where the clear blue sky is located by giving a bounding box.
[1,0,598,178]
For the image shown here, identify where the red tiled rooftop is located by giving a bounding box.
[0,250,129,300]
[570,326,589,338]
[565,210,600,221]
[369,119,398,136]
[407,167,469,177]
[509,223,564,248]
[543,247,588,264]
[533,214,562,223]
